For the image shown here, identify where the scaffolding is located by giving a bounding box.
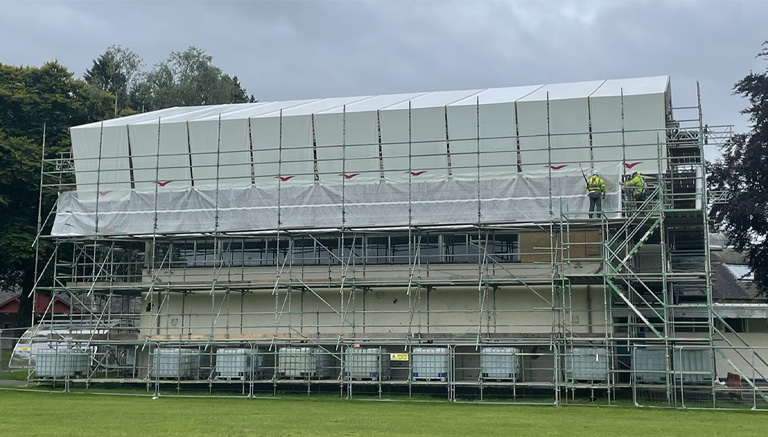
[14,79,768,408]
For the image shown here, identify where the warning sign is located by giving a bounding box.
[389,353,409,361]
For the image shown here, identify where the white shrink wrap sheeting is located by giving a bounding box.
[52,165,622,236]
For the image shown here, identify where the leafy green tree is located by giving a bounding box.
[0,61,113,327]
[85,46,255,114]
[708,42,768,294]
[84,45,144,117]
[134,46,254,111]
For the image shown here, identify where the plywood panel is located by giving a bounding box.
[520,230,602,263]
[520,231,556,263]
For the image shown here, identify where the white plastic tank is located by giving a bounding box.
[35,348,90,378]
[481,347,520,380]
[633,347,666,383]
[412,347,450,381]
[215,348,262,380]
[151,348,200,379]
[344,347,389,380]
[278,347,333,378]
[566,347,610,382]
[673,348,713,384]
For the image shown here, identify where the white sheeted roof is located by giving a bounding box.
[72,76,670,129]
[59,76,675,236]
[67,76,672,196]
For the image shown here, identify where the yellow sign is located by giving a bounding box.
[389,353,409,361]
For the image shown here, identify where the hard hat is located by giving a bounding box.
[591,169,598,175]
[632,171,638,176]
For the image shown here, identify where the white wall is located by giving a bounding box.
[138,283,607,339]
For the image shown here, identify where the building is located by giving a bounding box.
[0,293,80,349]
[29,76,767,407]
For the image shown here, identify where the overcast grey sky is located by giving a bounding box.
[1,0,766,160]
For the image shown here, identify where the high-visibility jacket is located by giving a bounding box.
[625,173,646,196]
[586,175,605,194]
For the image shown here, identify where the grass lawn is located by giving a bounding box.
[1,389,767,436]
[0,347,28,380]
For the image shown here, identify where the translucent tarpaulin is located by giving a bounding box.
[52,165,622,236]
[59,77,670,235]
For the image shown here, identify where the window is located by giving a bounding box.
[445,234,474,263]
[390,236,411,264]
[243,240,268,266]
[418,234,441,264]
[716,318,768,333]
[291,237,317,265]
[723,264,754,281]
[366,236,389,264]
[339,236,364,265]
[721,318,746,333]
[169,240,216,267]
[313,237,339,265]
[674,318,710,333]
[267,238,289,265]
[161,232,519,268]
[186,241,215,267]
[747,319,768,333]
[488,233,519,262]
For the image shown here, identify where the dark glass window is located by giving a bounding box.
[150,243,173,269]
[488,233,519,262]
[445,234,480,263]
[220,241,240,266]
[174,241,215,267]
[243,240,267,266]
[265,238,289,265]
[314,238,339,265]
[366,236,389,264]
[339,236,364,264]
[419,234,440,264]
[390,236,411,264]
[221,239,268,267]
[291,237,316,265]
[160,232,519,268]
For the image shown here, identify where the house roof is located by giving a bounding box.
[0,293,80,315]
[710,250,759,301]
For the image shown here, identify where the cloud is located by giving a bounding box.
[0,0,765,140]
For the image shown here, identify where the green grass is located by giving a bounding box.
[1,390,768,436]
[0,348,29,380]
[0,369,28,380]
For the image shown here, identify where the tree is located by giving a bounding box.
[0,61,113,328]
[84,45,144,117]
[132,46,254,111]
[708,41,768,295]
[85,46,255,114]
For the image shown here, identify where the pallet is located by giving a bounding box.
[278,374,324,380]
[215,375,247,381]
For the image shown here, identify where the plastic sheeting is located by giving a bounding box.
[68,77,670,195]
[59,77,672,236]
[52,165,622,236]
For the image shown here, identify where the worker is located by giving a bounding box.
[621,171,646,208]
[586,168,606,218]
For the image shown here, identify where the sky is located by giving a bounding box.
[1,0,766,161]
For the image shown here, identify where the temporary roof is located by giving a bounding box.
[70,76,670,193]
[55,76,672,236]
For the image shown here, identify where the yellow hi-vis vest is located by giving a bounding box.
[587,175,605,194]
[626,174,646,195]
